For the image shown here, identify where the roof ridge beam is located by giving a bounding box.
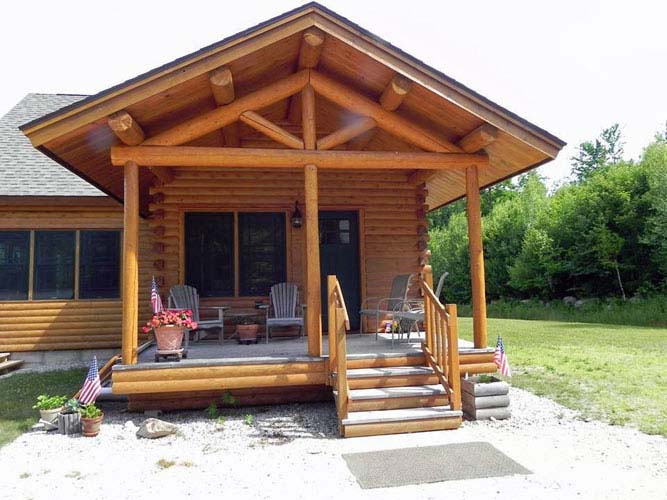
[209,66,239,146]
[143,69,310,146]
[288,28,325,123]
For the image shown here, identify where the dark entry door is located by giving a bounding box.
[319,211,360,331]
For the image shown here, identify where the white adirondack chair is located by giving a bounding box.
[266,282,304,343]
[168,285,227,344]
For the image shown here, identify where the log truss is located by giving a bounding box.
[107,68,497,175]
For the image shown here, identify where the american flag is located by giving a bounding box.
[494,336,512,377]
[151,276,163,314]
[78,356,102,404]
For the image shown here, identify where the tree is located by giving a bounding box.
[571,123,625,182]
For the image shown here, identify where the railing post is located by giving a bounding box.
[446,304,461,411]
[335,306,348,420]
[327,275,337,379]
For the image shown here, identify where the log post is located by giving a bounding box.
[122,161,140,364]
[465,165,487,348]
[305,164,322,356]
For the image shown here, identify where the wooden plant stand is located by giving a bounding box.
[154,348,187,362]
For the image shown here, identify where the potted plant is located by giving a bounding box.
[58,398,82,435]
[143,309,198,351]
[237,316,259,344]
[33,394,67,427]
[79,403,104,437]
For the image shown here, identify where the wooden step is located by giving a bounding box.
[347,384,449,411]
[0,359,24,375]
[341,405,463,437]
[0,352,10,363]
[345,365,438,389]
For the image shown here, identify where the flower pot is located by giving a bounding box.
[154,325,186,351]
[39,407,63,426]
[237,324,259,343]
[58,412,81,435]
[81,414,104,437]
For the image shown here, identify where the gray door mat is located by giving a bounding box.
[342,441,531,489]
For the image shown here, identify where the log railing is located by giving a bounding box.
[327,275,350,420]
[419,275,462,411]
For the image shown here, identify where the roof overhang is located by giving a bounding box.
[20,2,565,211]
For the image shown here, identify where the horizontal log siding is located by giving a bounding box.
[150,168,425,334]
[0,207,154,352]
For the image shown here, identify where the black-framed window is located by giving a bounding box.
[239,212,287,296]
[34,231,75,300]
[0,231,30,301]
[79,231,121,299]
[185,213,235,297]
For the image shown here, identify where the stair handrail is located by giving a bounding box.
[419,275,461,411]
[327,275,349,420]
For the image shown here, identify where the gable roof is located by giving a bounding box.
[0,94,104,197]
[19,2,565,210]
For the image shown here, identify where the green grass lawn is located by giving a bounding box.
[458,317,667,435]
[0,368,85,447]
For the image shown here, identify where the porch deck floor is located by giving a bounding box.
[137,332,477,364]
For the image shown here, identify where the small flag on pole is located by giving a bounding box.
[78,356,102,404]
[494,336,512,377]
[151,276,163,314]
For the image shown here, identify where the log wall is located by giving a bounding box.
[149,167,428,333]
[0,205,154,351]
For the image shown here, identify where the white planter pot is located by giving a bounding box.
[39,407,62,425]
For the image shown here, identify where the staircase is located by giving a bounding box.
[327,274,463,438]
[0,352,24,375]
[336,358,462,437]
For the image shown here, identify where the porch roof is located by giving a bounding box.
[19,2,565,211]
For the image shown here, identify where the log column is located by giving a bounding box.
[122,161,140,364]
[304,164,322,355]
[302,83,322,356]
[466,165,488,348]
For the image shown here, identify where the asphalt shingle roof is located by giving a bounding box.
[0,94,104,197]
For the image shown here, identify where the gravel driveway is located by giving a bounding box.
[2,387,666,500]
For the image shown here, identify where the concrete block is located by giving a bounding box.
[463,405,511,420]
[461,375,509,397]
[462,392,510,409]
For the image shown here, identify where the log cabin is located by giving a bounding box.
[3,3,564,436]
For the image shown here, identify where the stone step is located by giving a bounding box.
[342,405,462,426]
[349,384,447,400]
[0,359,24,374]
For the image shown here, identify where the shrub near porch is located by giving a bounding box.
[458,317,667,435]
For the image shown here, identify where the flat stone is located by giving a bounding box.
[136,418,178,439]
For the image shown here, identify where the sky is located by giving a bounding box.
[1,0,665,185]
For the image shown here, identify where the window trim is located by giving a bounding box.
[183,209,290,298]
[0,229,122,303]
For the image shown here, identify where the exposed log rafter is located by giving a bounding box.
[348,74,411,151]
[107,111,174,184]
[317,117,376,151]
[143,70,309,147]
